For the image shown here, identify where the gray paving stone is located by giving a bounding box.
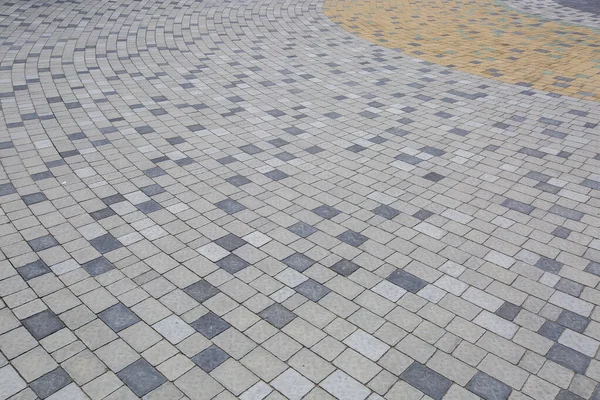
[538,321,565,341]
[30,367,72,399]
[295,279,331,301]
[337,230,368,247]
[216,254,250,274]
[22,310,65,340]
[191,345,230,372]
[22,192,48,205]
[184,280,220,303]
[372,204,400,220]
[82,257,115,277]
[90,233,123,254]
[190,312,231,339]
[282,253,315,272]
[466,372,512,400]
[387,269,427,293]
[28,235,59,252]
[312,205,340,219]
[17,260,50,281]
[259,304,296,328]
[400,362,452,400]
[117,359,166,397]
[215,199,246,214]
[287,222,317,238]
[98,303,141,332]
[546,343,590,374]
[330,259,360,277]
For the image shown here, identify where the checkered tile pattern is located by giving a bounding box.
[0,0,600,399]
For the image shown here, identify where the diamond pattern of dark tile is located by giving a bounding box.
[184,280,219,303]
[215,234,247,251]
[191,345,230,372]
[337,230,368,247]
[90,233,123,254]
[191,312,231,339]
[216,254,249,274]
[373,204,400,220]
[215,198,246,214]
[312,205,340,219]
[22,310,65,340]
[287,222,317,238]
[117,359,167,397]
[466,372,512,400]
[282,253,315,272]
[400,362,452,400]
[30,367,72,399]
[295,279,331,301]
[226,175,251,187]
[98,303,141,332]
[17,260,50,280]
[82,256,115,277]
[28,235,59,252]
[330,259,360,276]
[259,304,296,329]
[387,269,427,293]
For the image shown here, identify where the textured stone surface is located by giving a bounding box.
[0,0,599,398]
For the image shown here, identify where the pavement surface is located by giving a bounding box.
[0,0,599,399]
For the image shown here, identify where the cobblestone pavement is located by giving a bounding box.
[324,0,600,100]
[503,0,600,27]
[1,0,600,399]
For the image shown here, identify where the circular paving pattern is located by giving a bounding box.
[1,0,600,399]
[323,0,600,100]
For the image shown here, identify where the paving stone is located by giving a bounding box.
[546,344,590,374]
[22,310,65,340]
[17,260,51,280]
[184,280,220,303]
[82,257,115,277]
[216,254,249,274]
[466,372,512,400]
[282,253,315,272]
[98,303,141,332]
[190,312,231,339]
[330,259,360,276]
[337,230,368,247]
[117,359,167,397]
[28,235,59,252]
[294,279,331,301]
[259,304,296,328]
[312,205,340,219]
[400,362,452,400]
[30,367,72,399]
[0,365,27,399]
[387,269,428,293]
[90,233,123,254]
[287,222,317,238]
[191,345,230,372]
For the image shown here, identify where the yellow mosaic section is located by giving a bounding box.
[323,0,600,100]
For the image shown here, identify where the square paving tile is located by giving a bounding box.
[30,367,72,399]
[184,280,219,303]
[215,198,246,214]
[28,235,59,252]
[312,205,340,219]
[295,279,331,301]
[190,312,231,339]
[22,310,65,340]
[330,259,360,276]
[216,254,250,274]
[82,257,115,277]
[387,269,427,293]
[117,358,166,397]
[282,253,315,272]
[287,222,317,238]
[337,230,368,247]
[259,304,296,329]
[400,362,452,400]
[17,259,50,280]
[98,303,141,332]
[89,233,123,254]
[191,345,230,372]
